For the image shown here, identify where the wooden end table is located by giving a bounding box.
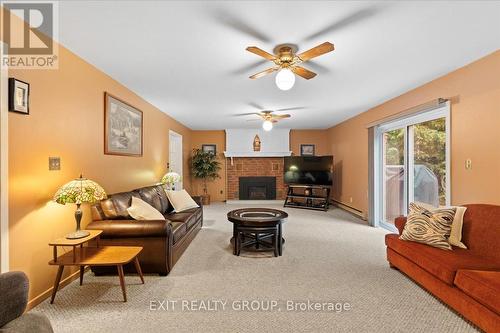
[48,230,144,303]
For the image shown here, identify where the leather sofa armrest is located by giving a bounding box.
[394,216,407,235]
[192,196,203,207]
[87,219,172,238]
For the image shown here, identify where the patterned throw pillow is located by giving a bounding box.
[400,203,456,250]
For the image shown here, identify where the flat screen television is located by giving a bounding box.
[284,156,333,186]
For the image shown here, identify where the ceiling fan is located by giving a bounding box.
[246,42,334,90]
[251,110,290,131]
[236,105,303,131]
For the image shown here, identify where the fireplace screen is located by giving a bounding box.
[239,177,276,200]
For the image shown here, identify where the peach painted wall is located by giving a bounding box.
[7,43,192,304]
[328,50,500,216]
[190,130,226,202]
[290,129,330,156]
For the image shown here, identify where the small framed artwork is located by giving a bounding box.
[104,92,143,157]
[8,78,30,115]
[202,144,216,155]
[300,144,315,156]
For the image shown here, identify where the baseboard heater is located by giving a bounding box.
[331,199,366,220]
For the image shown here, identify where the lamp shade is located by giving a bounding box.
[275,68,295,91]
[262,120,273,131]
[54,175,107,205]
[161,171,181,185]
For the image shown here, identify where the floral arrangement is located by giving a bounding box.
[161,171,181,189]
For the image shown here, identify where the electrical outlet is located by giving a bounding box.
[465,159,472,170]
[49,157,60,171]
[349,196,353,203]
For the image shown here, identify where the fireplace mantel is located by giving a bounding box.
[224,151,291,158]
[224,129,291,158]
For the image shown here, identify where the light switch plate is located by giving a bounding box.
[49,157,61,171]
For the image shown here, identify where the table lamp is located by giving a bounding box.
[53,174,107,239]
[161,171,180,190]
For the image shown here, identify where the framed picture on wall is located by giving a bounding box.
[104,92,143,156]
[202,144,217,155]
[8,78,30,115]
[300,144,315,156]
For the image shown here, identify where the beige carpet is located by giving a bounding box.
[33,203,477,333]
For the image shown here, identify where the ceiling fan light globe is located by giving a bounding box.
[275,68,295,91]
[262,120,273,131]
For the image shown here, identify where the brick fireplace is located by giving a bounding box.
[226,157,285,200]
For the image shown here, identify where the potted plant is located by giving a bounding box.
[191,148,221,205]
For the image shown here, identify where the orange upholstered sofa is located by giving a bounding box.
[385,204,500,332]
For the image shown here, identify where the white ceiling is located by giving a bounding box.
[57,1,500,129]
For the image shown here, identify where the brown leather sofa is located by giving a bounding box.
[386,204,500,332]
[87,184,203,276]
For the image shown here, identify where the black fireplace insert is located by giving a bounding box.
[239,177,276,200]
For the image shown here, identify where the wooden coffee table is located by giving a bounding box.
[49,230,143,303]
[227,208,288,256]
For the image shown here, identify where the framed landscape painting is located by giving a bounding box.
[300,144,315,156]
[104,92,143,156]
[202,144,217,155]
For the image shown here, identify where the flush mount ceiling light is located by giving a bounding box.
[246,42,334,90]
[262,120,273,131]
[275,68,295,91]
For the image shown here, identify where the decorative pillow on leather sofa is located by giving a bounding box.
[165,189,199,212]
[414,202,468,249]
[127,196,165,220]
[400,202,456,250]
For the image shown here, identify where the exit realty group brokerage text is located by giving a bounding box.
[150,299,352,313]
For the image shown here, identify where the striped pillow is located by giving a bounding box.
[400,203,456,250]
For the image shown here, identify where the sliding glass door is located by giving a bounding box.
[382,127,406,224]
[376,105,450,230]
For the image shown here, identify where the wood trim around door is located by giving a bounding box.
[0,42,9,273]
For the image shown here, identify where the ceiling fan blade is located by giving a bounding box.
[275,106,306,112]
[297,42,334,62]
[272,114,291,119]
[293,66,317,80]
[305,60,331,74]
[247,102,265,110]
[231,59,269,75]
[213,9,271,42]
[246,119,260,122]
[249,67,277,79]
[233,112,262,117]
[303,7,380,41]
[246,46,276,61]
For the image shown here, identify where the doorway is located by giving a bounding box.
[169,130,183,190]
[375,103,450,231]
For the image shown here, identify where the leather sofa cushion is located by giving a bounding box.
[99,191,140,219]
[165,207,201,230]
[170,222,187,244]
[385,234,500,285]
[454,270,500,315]
[137,185,166,214]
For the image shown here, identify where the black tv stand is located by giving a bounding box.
[283,184,331,211]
